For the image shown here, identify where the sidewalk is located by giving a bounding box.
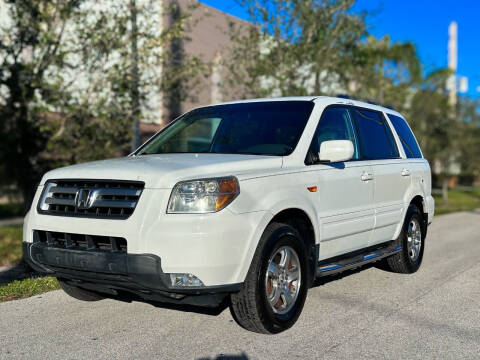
[0,217,23,227]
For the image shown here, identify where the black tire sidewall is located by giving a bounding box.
[256,225,309,333]
[400,205,425,272]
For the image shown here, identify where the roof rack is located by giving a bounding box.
[336,94,396,110]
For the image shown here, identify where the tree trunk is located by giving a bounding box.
[165,0,184,122]
[442,176,449,207]
[314,70,321,95]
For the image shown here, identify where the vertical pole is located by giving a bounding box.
[130,0,141,153]
[447,21,458,108]
[443,21,459,206]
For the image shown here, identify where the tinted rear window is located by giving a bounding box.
[387,114,422,158]
[352,108,399,160]
[137,101,314,156]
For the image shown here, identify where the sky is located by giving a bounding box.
[199,0,480,99]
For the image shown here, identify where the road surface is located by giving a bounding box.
[1,211,479,359]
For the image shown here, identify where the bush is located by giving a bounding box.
[0,203,24,219]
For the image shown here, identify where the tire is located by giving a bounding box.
[58,279,106,301]
[383,204,425,274]
[230,222,309,334]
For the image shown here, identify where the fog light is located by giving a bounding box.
[169,273,204,287]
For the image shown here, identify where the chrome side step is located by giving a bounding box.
[317,241,402,277]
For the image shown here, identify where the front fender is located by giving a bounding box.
[229,172,320,283]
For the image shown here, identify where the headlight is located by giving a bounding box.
[167,176,240,213]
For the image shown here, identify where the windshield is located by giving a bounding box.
[136,101,314,156]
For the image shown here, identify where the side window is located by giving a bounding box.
[306,106,359,163]
[387,114,422,158]
[351,108,399,160]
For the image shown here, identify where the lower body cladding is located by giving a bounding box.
[23,239,241,307]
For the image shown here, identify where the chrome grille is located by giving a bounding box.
[37,180,144,219]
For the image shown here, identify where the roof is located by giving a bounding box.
[201,96,404,117]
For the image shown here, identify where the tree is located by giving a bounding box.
[0,0,85,208]
[407,69,457,205]
[0,0,206,209]
[224,0,368,98]
[346,35,421,111]
[457,97,480,183]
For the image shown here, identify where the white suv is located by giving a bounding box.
[23,96,434,334]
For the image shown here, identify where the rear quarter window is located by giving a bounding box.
[387,114,423,158]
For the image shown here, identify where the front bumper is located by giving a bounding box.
[23,242,241,307]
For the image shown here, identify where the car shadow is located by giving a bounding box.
[0,261,44,285]
[112,262,385,317]
[197,353,249,360]
[112,291,231,316]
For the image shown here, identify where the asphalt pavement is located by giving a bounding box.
[1,211,479,359]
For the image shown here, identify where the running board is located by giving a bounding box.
[316,241,402,277]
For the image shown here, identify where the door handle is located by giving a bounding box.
[401,168,411,177]
[361,172,374,181]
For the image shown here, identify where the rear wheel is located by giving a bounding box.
[58,279,106,301]
[230,222,309,334]
[383,204,425,274]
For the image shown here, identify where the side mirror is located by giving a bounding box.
[319,140,354,163]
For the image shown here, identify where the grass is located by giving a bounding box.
[0,225,60,303]
[0,202,24,219]
[0,277,59,302]
[0,226,23,266]
[433,188,480,215]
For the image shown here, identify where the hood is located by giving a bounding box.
[40,153,283,188]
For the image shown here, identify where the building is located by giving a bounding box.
[140,0,248,140]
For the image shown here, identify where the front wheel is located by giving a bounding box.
[230,222,309,334]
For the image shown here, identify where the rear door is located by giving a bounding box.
[349,107,409,245]
[387,113,429,219]
[307,106,375,260]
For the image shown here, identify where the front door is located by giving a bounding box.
[306,106,375,260]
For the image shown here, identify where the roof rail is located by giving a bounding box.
[335,94,396,111]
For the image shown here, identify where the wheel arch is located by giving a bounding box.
[409,194,428,237]
[236,204,319,287]
[267,207,318,286]
[394,194,428,241]
[269,208,316,246]
[410,195,425,215]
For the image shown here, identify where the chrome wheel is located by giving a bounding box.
[265,246,301,315]
[407,218,422,262]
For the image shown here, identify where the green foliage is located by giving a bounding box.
[225,0,420,103]
[433,188,480,215]
[0,203,24,218]
[0,0,207,205]
[457,98,480,178]
[225,0,368,97]
[0,0,84,206]
[0,276,59,302]
[407,69,455,168]
[347,35,421,111]
[0,225,23,266]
